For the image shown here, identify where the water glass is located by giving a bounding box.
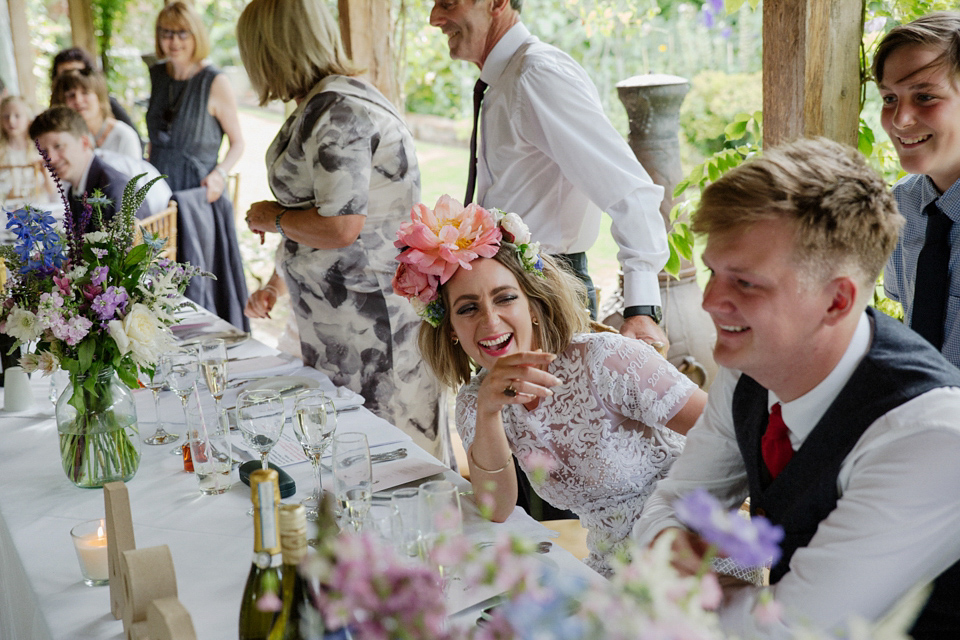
[187,386,232,495]
[292,389,337,521]
[419,480,463,585]
[332,432,372,532]
[160,347,200,447]
[390,487,422,559]
[140,367,177,445]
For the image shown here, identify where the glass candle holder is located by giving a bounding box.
[70,518,109,586]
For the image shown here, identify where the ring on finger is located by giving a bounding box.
[503,383,518,398]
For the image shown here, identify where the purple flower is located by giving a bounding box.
[91,266,109,286]
[674,488,783,568]
[91,286,129,321]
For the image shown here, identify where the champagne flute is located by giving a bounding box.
[199,338,228,427]
[332,432,372,532]
[159,347,199,452]
[418,480,463,590]
[292,389,338,523]
[236,388,285,470]
[142,366,178,445]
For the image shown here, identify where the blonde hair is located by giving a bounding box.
[155,1,210,64]
[693,137,904,290]
[237,0,361,105]
[0,95,34,145]
[418,245,590,388]
[50,70,110,121]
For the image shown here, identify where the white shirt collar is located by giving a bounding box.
[480,22,531,86]
[70,156,94,199]
[770,311,872,448]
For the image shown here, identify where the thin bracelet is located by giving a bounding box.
[468,447,512,474]
[214,166,228,183]
[275,210,288,239]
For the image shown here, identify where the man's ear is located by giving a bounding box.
[490,0,511,17]
[80,133,93,151]
[823,276,858,326]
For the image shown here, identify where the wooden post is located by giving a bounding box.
[7,0,35,102]
[762,0,863,148]
[338,0,399,107]
[67,0,97,60]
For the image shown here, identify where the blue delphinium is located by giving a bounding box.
[674,488,784,568]
[5,205,66,274]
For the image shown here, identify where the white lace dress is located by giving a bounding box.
[456,332,695,575]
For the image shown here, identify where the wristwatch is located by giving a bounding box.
[623,305,662,324]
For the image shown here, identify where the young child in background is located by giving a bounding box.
[0,96,54,205]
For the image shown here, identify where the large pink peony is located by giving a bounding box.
[395,195,502,285]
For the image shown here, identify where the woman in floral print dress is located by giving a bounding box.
[237,0,444,458]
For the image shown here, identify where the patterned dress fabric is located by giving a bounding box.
[146,63,224,192]
[267,75,443,458]
[457,332,694,575]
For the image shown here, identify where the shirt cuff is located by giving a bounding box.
[623,270,663,308]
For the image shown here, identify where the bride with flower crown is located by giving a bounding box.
[394,195,706,576]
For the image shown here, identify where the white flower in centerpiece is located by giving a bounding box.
[19,353,40,373]
[109,303,176,367]
[5,307,43,343]
[66,265,87,280]
[500,212,531,245]
[83,231,108,244]
[36,351,59,375]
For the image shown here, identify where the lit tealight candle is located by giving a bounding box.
[70,518,109,586]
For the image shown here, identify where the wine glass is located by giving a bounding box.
[292,389,338,523]
[332,432,372,532]
[159,347,199,450]
[199,338,228,426]
[142,366,178,445]
[236,388,285,470]
[418,480,463,589]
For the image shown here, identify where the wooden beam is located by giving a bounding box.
[7,0,35,101]
[67,0,97,60]
[338,0,399,106]
[763,0,863,148]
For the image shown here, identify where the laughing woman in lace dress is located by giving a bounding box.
[237,0,445,459]
[396,197,706,575]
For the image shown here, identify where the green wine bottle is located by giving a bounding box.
[239,469,282,640]
[268,504,309,640]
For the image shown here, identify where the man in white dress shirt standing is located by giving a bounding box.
[429,0,670,348]
[632,137,960,638]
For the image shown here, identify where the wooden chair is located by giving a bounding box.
[0,161,47,205]
[138,200,178,262]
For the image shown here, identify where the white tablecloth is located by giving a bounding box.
[0,317,600,639]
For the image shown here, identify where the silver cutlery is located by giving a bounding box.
[321,447,407,471]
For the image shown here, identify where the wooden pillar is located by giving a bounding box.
[7,0,34,101]
[762,0,863,149]
[338,0,399,106]
[67,0,97,59]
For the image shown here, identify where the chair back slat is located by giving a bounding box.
[138,201,178,262]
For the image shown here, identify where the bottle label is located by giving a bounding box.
[256,481,278,551]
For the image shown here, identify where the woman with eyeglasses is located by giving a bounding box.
[146,1,244,201]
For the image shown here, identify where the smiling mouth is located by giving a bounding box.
[898,134,931,146]
[479,334,512,350]
[717,323,749,333]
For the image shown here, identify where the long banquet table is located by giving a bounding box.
[0,309,600,639]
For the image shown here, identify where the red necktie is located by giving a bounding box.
[762,403,793,479]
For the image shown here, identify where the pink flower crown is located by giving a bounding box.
[392,195,543,327]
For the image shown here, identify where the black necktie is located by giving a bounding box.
[911,202,953,349]
[464,79,488,205]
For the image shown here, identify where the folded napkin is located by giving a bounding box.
[230,355,302,378]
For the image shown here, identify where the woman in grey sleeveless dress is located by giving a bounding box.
[237,0,445,460]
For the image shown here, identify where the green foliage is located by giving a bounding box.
[679,70,763,157]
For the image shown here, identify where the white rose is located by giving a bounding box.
[501,212,531,245]
[5,307,43,343]
[523,241,541,263]
[108,319,131,355]
[119,303,176,367]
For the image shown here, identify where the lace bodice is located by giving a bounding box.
[457,332,695,575]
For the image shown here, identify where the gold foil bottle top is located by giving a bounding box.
[278,504,308,565]
[250,469,281,555]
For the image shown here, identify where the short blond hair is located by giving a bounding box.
[418,245,590,388]
[692,137,903,290]
[155,2,210,64]
[51,69,110,121]
[237,0,361,105]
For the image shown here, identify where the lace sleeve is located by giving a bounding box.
[454,373,486,453]
[583,333,697,431]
